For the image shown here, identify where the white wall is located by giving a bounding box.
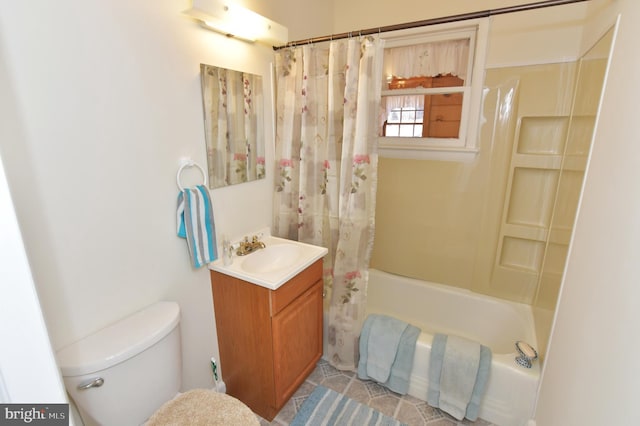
[332,0,588,68]
[0,150,67,405]
[244,0,333,41]
[0,12,68,406]
[535,0,640,423]
[0,0,277,391]
[485,3,588,68]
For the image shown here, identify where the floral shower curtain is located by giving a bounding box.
[273,37,384,370]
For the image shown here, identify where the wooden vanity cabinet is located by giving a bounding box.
[210,259,323,421]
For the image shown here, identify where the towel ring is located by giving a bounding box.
[176,160,207,191]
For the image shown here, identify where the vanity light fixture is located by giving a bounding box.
[183,0,288,45]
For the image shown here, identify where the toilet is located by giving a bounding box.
[56,301,257,426]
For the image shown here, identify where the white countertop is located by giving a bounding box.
[208,235,328,290]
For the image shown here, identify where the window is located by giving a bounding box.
[383,75,464,138]
[384,106,424,137]
[379,22,488,161]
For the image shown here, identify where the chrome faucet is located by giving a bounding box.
[515,341,538,368]
[236,235,266,256]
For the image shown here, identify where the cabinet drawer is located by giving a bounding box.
[270,260,322,316]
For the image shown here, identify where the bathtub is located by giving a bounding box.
[365,269,540,426]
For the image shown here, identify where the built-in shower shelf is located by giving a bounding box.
[511,153,586,172]
[492,114,572,301]
[499,236,545,273]
[502,224,548,242]
[512,154,563,169]
[516,116,569,155]
[505,167,558,229]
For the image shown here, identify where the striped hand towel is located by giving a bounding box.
[177,185,218,268]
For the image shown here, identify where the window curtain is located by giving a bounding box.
[202,68,263,187]
[383,39,469,80]
[383,95,425,114]
[273,37,384,370]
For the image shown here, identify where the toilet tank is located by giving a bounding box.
[56,302,182,426]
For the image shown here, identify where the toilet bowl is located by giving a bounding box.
[55,301,258,425]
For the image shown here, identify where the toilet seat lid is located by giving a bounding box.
[146,390,259,426]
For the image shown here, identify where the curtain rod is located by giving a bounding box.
[273,0,590,50]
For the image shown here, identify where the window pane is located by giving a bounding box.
[399,125,415,137]
[381,87,463,139]
[401,110,416,123]
[386,124,399,137]
[424,92,463,138]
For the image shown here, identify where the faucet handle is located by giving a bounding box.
[250,234,266,249]
[515,341,538,368]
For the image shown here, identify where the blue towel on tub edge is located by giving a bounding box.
[427,333,492,421]
[357,314,421,395]
[177,185,218,268]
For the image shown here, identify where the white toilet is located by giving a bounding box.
[56,301,257,426]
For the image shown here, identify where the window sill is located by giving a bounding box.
[378,143,479,162]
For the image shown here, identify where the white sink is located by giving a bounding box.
[241,243,303,273]
[208,234,328,290]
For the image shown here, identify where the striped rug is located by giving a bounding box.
[291,385,406,426]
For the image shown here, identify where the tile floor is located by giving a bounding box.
[258,359,496,426]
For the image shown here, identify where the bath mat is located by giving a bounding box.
[291,385,406,426]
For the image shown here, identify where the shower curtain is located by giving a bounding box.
[273,37,384,370]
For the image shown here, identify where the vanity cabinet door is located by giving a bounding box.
[271,279,323,409]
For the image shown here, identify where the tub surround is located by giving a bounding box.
[372,60,580,307]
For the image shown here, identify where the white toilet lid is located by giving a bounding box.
[146,389,259,426]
